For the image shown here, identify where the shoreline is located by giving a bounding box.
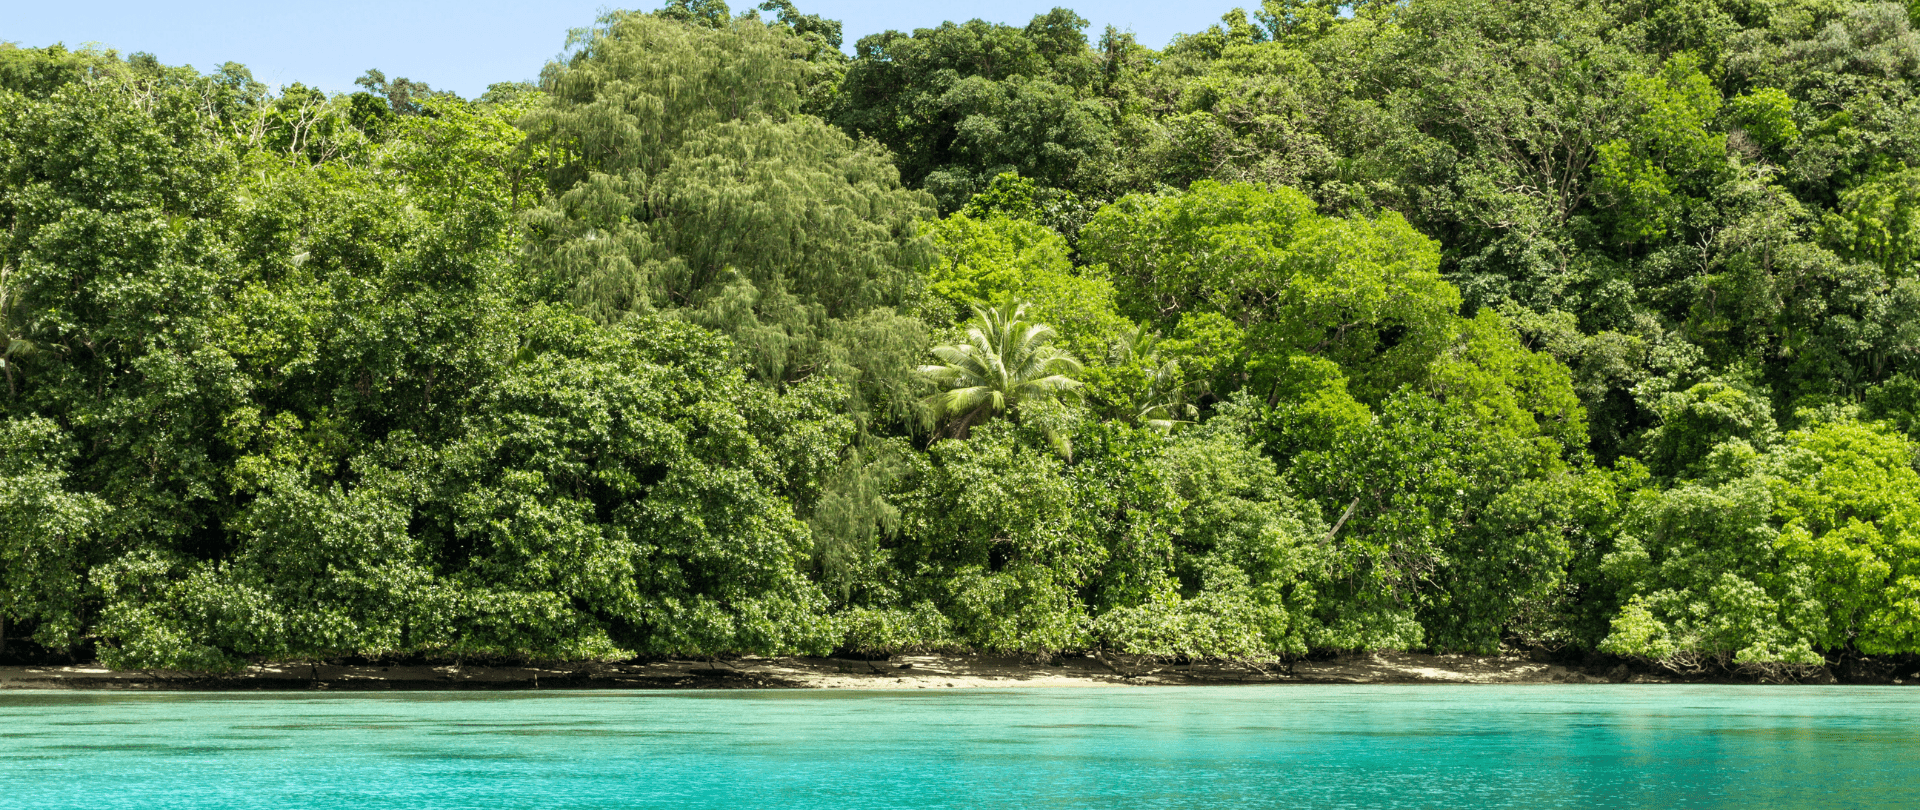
[2,651,1905,690]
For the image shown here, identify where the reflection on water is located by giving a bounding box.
[2,686,1916,809]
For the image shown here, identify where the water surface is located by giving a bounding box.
[3,685,1915,809]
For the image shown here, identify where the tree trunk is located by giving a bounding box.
[1327,496,1363,541]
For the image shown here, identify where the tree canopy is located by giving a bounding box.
[5,0,1920,679]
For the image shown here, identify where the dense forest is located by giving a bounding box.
[4,0,1919,676]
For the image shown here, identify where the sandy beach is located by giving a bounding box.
[0,650,1783,690]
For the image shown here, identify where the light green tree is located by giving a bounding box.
[922,206,1132,362]
[1602,417,1920,671]
[1080,181,1458,403]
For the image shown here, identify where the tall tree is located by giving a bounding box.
[523,9,937,424]
[833,9,1117,209]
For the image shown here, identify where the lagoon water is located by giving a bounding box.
[2,685,1916,809]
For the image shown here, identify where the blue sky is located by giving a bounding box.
[2,1,1234,98]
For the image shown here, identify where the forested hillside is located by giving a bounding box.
[4,0,1919,675]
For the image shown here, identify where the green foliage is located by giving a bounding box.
[1863,373,1920,437]
[1821,166,1920,273]
[0,43,127,97]
[895,424,1102,653]
[1278,314,1595,654]
[918,300,1084,456]
[1641,377,1780,478]
[1601,418,1920,668]
[921,209,1131,361]
[1092,427,1327,658]
[1089,324,1202,433]
[0,47,849,668]
[14,0,1920,672]
[1593,53,1729,242]
[353,69,452,115]
[832,10,1115,209]
[807,439,910,601]
[658,0,735,28]
[95,311,847,670]
[957,171,1093,236]
[1726,87,1800,152]
[1082,182,1458,403]
[0,418,107,653]
[524,10,936,425]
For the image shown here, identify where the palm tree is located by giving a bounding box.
[1108,322,1197,434]
[918,299,1083,449]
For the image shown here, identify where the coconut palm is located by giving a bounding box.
[918,299,1083,447]
[1108,322,1197,434]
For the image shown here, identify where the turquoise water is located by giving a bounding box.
[2,686,1916,809]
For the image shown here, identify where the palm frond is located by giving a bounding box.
[918,297,1083,443]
